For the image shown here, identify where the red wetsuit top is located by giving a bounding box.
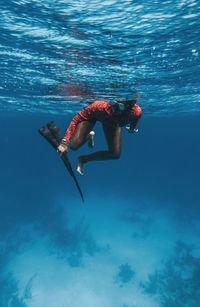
[64,100,142,142]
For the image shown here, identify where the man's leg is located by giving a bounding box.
[77,124,121,174]
[70,121,95,150]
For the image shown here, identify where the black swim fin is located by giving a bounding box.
[38,125,84,202]
[39,126,59,149]
[46,121,61,143]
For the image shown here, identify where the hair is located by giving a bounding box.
[116,98,138,105]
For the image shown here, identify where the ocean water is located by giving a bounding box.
[1,1,200,307]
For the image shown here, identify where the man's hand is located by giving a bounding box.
[57,139,68,155]
[125,126,139,133]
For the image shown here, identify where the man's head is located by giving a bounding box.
[113,97,138,112]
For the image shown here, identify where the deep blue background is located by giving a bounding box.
[1,112,200,306]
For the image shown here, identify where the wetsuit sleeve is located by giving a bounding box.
[130,106,142,131]
[63,113,83,143]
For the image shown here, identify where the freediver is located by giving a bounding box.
[57,98,142,175]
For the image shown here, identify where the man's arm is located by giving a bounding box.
[63,113,83,143]
[57,114,81,154]
[57,107,94,154]
[127,104,143,133]
[126,115,141,133]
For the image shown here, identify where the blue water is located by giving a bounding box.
[1,1,200,306]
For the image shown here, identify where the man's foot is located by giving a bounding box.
[87,131,95,148]
[77,156,85,175]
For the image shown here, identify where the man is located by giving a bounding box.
[57,98,142,175]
